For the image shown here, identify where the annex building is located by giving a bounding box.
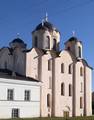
[0,17,92,118]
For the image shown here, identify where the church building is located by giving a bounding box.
[0,16,92,118]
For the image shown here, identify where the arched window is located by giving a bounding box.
[80,67,83,76]
[61,63,64,73]
[69,84,72,96]
[67,46,70,51]
[47,94,51,107]
[48,60,51,71]
[80,82,83,92]
[34,36,38,47]
[78,46,81,58]
[53,39,56,50]
[80,97,83,108]
[4,61,7,69]
[69,64,72,74]
[61,83,65,96]
[49,76,52,89]
[45,36,50,49]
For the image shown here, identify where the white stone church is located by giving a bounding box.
[0,17,92,118]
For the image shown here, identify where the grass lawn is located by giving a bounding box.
[1,116,94,120]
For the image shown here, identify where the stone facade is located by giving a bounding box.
[0,18,92,117]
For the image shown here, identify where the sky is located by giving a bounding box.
[0,0,94,90]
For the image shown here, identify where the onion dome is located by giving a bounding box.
[9,37,27,49]
[68,37,78,42]
[11,38,25,44]
[35,21,59,32]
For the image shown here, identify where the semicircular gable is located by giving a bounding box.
[59,50,76,62]
[0,47,10,57]
[26,48,44,58]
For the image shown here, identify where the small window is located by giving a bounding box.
[34,36,38,47]
[49,76,52,89]
[47,94,51,107]
[24,90,30,101]
[61,63,64,73]
[12,109,19,118]
[69,64,72,74]
[80,67,83,76]
[67,47,70,51]
[48,60,51,71]
[69,84,72,96]
[80,82,83,92]
[80,97,83,108]
[53,38,57,50]
[61,83,65,96]
[4,61,7,69]
[78,46,81,58]
[7,89,14,101]
[45,36,50,49]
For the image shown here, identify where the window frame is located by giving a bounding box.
[69,84,72,96]
[69,64,72,74]
[80,97,83,109]
[61,63,64,73]
[48,60,52,71]
[24,90,30,101]
[47,94,51,107]
[61,83,65,96]
[12,108,19,118]
[49,76,52,89]
[7,89,14,101]
[78,46,81,58]
[53,38,57,50]
[34,36,38,47]
[45,36,50,49]
[80,67,83,76]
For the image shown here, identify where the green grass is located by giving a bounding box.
[1,116,94,120]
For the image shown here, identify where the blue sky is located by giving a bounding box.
[0,0,94,90]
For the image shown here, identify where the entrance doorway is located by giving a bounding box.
[63,111,69,118]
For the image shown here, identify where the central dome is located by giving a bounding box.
[35,21,59,32]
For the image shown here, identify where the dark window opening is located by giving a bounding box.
[34,36,38,47]
[47,94,51,107]
[5,62,7,69]
[69,84,72,96]
[61,83,65,96]
[80,67,83,76]
[53,39,57,50]
[48,60,51,71]
[61,63,64,73]
[69,64,72,74]
[45,36,50,49]
[24,90,30,101]
[78,46,81,58]
[80,97,83,108]
[80,82,83,92]
[67,47,70,51]
[12,109,19,118]
[7,89,14,101]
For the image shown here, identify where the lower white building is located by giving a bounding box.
[0,69,41,119]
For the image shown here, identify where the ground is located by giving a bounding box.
[1,116,94,120]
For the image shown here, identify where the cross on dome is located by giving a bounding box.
[16,33,20,38]
[72,30,76,37]
[42,12,48,26]
[45,12,48,21]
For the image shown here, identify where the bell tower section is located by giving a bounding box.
[32,15,60,51]
[65,36,83,58]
